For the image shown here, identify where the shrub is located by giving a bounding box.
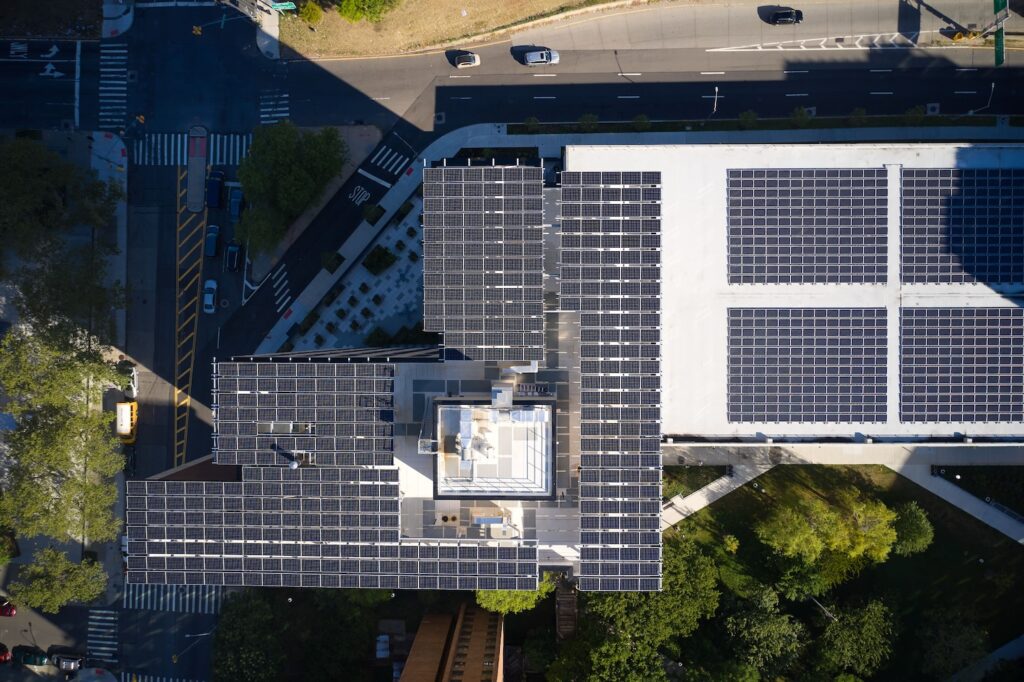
[848,107,868,126]
[325,322,336,333]
[359,282,370,293]
[406,226,417,238]
[723,534,740,554]
[338,0,399,23]
[361,307,373,319]
[524,116,541,133]
[394,240,405,251]
[408,251,419,262]
[299,0,323,24]
[321,251,344,273]
[362,245,398,276]
[790,107,811,128]
[633,114,651,132]
[904,105,926,125]
[738,110,758,130]
[335,308,348,319]
[348,295,358,306]
[578,114,599,132]
[278,340,295,353]
[313,334,324,347]
[365,327,391,346]
[299,310,319,334]
[362,204,386,225]
[395,201,414,222]
[372,294,383,305]
[350,319,362,331]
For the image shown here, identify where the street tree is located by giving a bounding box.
[213,590,286,682]
[237,122,345,255]
[724,588,807,675]
[338,0,400,23]
[892,501,934,556]
[7,547,107,613]
[755,503,827,563]
[476,571,556,614]
[818,599,895,677]
[0,136,121,262]
[840,489,897,562]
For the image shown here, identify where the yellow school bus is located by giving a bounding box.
[116,401,138,445]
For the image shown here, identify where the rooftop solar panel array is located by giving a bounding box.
[726,168,889,284]
[125,469,538,590]
[213,362,395,466]
[900,307,1024,423]
[560,170,663,591]
[902,169,1024,285]
[422,165,546,362]
[727,308,888,423]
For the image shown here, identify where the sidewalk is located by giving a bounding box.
[255,0,280,60]
[103,0,134,38]
[951,633,1024,682]
[661,464,775,530]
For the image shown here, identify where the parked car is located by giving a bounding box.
[524,48,559,66]
[0,643,11,663]
[12,646,47,666]
[0,602,15,617]
[769,8,803,24]
[203,279,218,314]
[226,241,242,272]
[206,170,225,209]
[228,188,244,223]
[205,224,220,257]
[51,653,85,672]
[454,52,480,68]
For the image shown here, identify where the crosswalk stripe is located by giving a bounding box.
[130,133,252,167]
[98,40,129,130]
[123,583,225,614]
[87,607,119,663]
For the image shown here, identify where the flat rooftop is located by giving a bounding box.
[565,143,1024,440]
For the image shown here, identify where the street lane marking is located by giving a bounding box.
[372,96,391,100]
[276,295,292,313]
[534,96,556,99]
[618,72,641,76]
[357,168,392,188]
[701,94,725,99]
[784,70,808,74]
[956,68,978,72]
[870,69,892,72]
[452,96,472,100]
[954,90,977,94]
[74,41,80,128]
[700,71,725,75]
[870,91,893,95]
[617,95,639,99]
[449,74,471,78]
[786,93,808,97]
[533,73,557,77]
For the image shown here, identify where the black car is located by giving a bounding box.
[769,8,803,24]
[206,170,225,209]
[205,224,220,258]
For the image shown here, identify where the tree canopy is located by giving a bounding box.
[892,501,934,557]
[0,329,123,545]
[818,599,895,677]
[237,122,345,255]
[475,571,556,615]
[724,588,807,675]
[8,547,107,613]
[213,590,286,682]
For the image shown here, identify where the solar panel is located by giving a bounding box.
[900,307,1024,422]
[726,168,889,285]
[559,171,662,591]
[901,168,1024,285]
[727,308,888,423]
[422,164,546,362]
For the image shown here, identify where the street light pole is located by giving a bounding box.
[968,82,996,115]
[712,86,719,116]
[171,627,217,663]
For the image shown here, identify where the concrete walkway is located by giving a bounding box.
[661,443,1024,543]
[952,632,1024,682]
[661,464,774,530]
[103,0,135,38]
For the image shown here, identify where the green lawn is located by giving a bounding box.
[662,466,727,501]
[674,465,1024,677]
[932,466,1024,516]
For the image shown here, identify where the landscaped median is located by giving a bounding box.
[509,108,1007,136]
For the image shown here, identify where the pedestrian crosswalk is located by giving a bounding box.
[367,143,411,178]
[123,583,225,614]
[98,41,129,131]
[131,133,252,166]
[259,88,289,125]
[87,608,119,664]
[121,674,206,682]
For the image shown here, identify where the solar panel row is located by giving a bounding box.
[422,165,546,363]
[560,171,663,591]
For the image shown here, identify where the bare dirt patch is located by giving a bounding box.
[280,0,634,58]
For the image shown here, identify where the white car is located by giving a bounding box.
[524,49,559,66]
[455,52,480,69]
[203,279,218,314]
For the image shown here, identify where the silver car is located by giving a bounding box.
[524,49,559,66]
[203,279,218,314]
